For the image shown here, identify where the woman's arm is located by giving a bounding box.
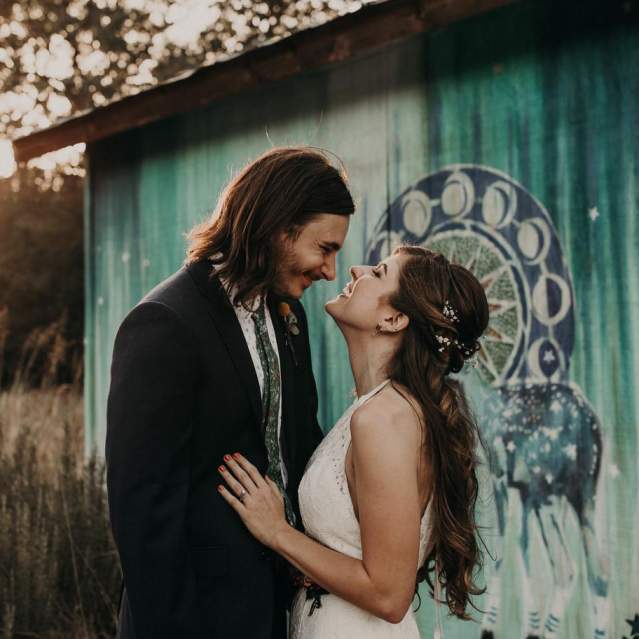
[218,391,425,623]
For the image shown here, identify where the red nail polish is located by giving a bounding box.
[218,465,225,473]
[233,452,241,459]
[217,485,224,492]
[224,454,232,462]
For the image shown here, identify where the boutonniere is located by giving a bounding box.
[278,302,300,336]
[278,302,299,366]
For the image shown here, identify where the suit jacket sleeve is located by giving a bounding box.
[106,301,206,639]
[295,300,324,449]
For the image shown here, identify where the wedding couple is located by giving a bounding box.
[106,147,489,639]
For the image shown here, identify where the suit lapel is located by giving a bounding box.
[186,261,262,428]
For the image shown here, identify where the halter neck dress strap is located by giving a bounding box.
[354,379,391,405]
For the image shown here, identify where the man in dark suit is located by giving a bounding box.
[106,147,354,639]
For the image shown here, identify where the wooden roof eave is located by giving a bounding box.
[11,0,515,162]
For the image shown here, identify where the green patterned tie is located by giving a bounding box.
[252,300,296,526]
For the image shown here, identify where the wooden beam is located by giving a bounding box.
[12,0,516,162]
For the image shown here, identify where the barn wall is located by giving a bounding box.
[87,2,639,636]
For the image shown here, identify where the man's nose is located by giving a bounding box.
[321,254,337,281]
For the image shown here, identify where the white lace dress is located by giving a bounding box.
[289,379,434,639]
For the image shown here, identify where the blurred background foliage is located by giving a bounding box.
[0,333,117,637]
[1,0,366,140]
[0,170,83,386]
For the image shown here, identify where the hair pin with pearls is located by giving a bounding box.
[442,300,460,324]
[435,333,457,353]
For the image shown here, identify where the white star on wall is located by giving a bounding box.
[543,350,556,363]
[589,206,600,221]
[547,427,560,441]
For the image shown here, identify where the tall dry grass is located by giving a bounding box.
[0,314,120,638]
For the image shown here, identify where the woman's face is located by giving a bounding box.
[325,253,407,331]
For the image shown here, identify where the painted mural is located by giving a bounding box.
[367,166,609,638]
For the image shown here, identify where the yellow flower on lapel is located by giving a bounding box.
[277,302,300,336]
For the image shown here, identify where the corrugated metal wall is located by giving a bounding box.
[86,2,639,637]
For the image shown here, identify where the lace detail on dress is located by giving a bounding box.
[290,380,434,639]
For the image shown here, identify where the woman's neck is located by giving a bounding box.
[342,328,396,398]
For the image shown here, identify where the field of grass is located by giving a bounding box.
[0,319,120,638]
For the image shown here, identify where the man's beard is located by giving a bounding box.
[270,238,301,297]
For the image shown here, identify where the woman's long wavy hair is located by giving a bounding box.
[387,245,489,619]
[185,146,354,306]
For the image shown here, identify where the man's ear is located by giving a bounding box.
[380,311,409,334]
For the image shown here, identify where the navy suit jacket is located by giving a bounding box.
[106,259,323,639]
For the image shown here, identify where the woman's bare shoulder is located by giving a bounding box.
[351,383,423,446]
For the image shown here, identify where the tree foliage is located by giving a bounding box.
[0,167,83,385]
[1,0,364,142]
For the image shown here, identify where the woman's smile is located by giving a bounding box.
[340,281,353,297]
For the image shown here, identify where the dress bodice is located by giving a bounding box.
[298,379,432,561]
[291,379,433,639]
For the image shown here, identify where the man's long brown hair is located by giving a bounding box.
[387,246,490,618]
[186,146,354,305]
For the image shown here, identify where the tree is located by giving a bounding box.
[0,166,83,385]
[1,0,365,144]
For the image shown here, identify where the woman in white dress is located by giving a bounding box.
[218,246,489,638]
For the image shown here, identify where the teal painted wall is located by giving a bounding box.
[87,2,639,637]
